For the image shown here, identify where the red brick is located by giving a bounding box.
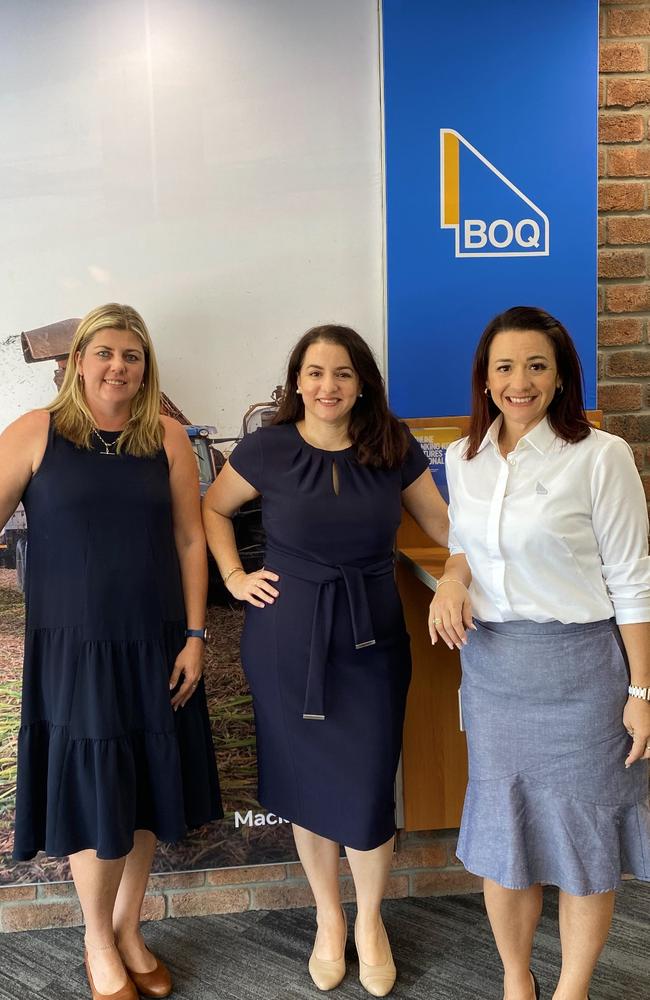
[599,42,648,73]
[604,414,650,442]
[631,444,645,470]
[600,42,648,73]
[206,864,286,885]
[599,77,606,107]
[598,181,645,211]
[598,318,645,345]
[608,10,650,37]
[141,895,166,921]
[598,383,643,411]
[604,0,650,5]
[147,871,206,890]
[599,113,645,143]
[37,883,77,898]
[0,885,37,901]
[598,218,606,245]
[608,147,650,177]
[606,350,650,377]
[0,900,82,932]
[285,861,306,879]
[392,843,448,870]
[598,250,646,277]
[384,874,409,899]
[250,881,315,910]
[167,887,249,917]
[598,352,607,381]
[598,286,605,313]
[607,216,650,245]
[605,284,650,313]
[607,78,650,107]
[599,148,606,178]
[409,868,482,897]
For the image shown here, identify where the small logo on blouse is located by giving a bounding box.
[535,482,549,495]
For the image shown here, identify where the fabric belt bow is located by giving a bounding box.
[264,548,394,720]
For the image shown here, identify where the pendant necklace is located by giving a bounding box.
[92,428,119,456]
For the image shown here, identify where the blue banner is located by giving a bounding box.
[383,0,599,417]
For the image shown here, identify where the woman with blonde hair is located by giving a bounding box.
[1,304,221,1000]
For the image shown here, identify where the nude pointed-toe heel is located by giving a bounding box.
[354,920,396,997]
[308,908,347,991]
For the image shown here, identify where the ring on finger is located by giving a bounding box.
[433,618,443,625]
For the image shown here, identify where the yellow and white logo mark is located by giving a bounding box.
[440,129,549,258]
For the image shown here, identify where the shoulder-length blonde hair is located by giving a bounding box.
[47,303,164,457]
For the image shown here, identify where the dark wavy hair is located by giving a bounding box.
[273,324,409,468]
[465,306,591,460]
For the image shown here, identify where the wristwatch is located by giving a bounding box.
[185,627,209,642]
[628,684,650,702]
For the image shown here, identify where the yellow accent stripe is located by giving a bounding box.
[443,132,459,226]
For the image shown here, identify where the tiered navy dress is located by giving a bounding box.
[229,423,428,851]
[12,422,222,861]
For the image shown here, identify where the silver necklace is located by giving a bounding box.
[92,428,119,455]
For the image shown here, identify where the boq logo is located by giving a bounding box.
[440,129,549,258]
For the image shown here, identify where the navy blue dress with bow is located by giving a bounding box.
[229,423,428,850]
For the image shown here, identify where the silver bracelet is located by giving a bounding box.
[628,684,650,702]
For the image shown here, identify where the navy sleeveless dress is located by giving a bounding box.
[12,422,222,861]
[229,423,428,850]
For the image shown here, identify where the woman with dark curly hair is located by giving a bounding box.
[204,324,448,996]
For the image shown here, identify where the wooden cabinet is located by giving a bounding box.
[397,548,468,830]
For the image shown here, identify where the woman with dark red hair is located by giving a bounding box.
[430,306,650,1000]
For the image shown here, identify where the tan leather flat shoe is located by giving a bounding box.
[123,954,172,999]
[354,920,396,997]
[83,951,138,1000]
[308,907,347,991]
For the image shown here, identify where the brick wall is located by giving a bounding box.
[1,3,649,935]
[0,832,480,932]
[599,1,650,492]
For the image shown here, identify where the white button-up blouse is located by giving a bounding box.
[446,416,650,625]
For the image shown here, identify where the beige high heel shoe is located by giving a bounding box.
[308,907,348,991]
[354,919,396,997]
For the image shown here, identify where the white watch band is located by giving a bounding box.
[628,684,650,702]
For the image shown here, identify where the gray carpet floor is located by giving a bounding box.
[0,883,647,999]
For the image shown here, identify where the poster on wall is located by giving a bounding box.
[382,0,599,419]
[0,0,383,885]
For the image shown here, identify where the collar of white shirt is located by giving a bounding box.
[477,414,557,458]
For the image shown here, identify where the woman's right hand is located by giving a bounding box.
[227,568,280,607]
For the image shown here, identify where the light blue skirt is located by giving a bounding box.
[457,618,650,895]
